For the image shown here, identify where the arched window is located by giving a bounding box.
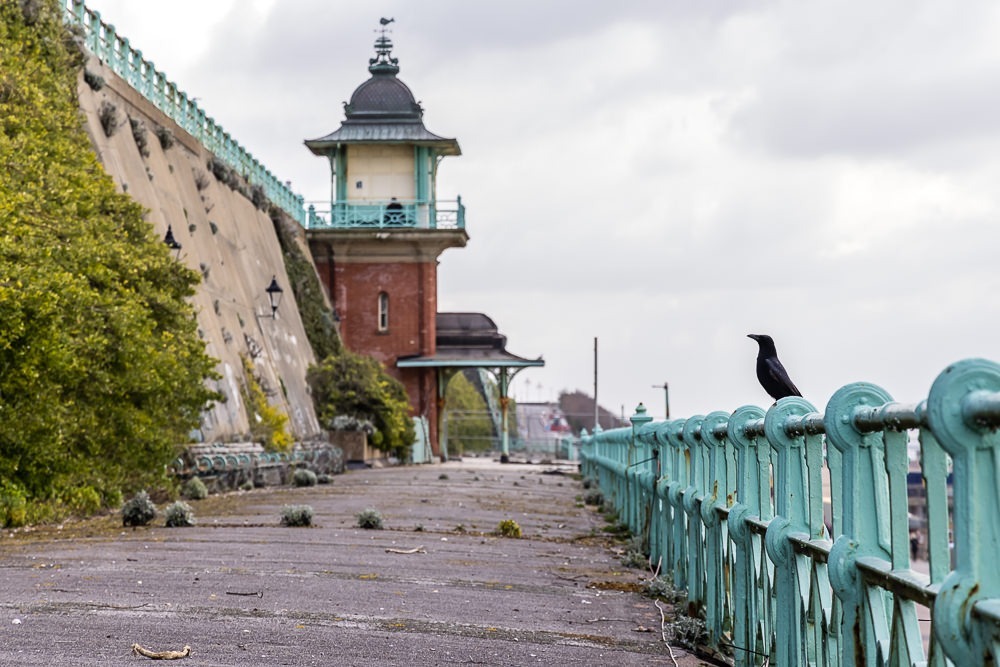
[377,292,389,332]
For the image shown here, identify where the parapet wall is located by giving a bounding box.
[77,55,323,443]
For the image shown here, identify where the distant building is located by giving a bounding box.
[516,402,572,458]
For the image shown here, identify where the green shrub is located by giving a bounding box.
[83,69,104,91]
[0,2,219,523]
[0,485,27,528]
[98,100,119,137]
[122,491,156,527]
[356,508,383,530]
[129,116,149,157]
[208,156,239,189]
[193,168,209,191]
[497,519,522,538]
[241,356,291,451]
[643,576,678,601]
[62,485,101,515]
[154,125,174,150]
[317,474,333,485]
[250,184,268,210]
[181,477,208,500]
[280,504,313,527]
[307,351,414,459]
[293,469,318,487]
[164,501,195,527]
[621,548,647,569]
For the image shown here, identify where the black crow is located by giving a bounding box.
[747,334,801,400]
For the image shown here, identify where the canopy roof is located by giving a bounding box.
[396,313,544,369]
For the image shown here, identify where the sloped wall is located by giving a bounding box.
[76,55,322,443]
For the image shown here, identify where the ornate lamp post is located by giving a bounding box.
[265,276,283,317]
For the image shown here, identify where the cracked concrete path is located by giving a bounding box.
[0,460,708,666]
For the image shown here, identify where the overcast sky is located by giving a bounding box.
[82,0,1000,422]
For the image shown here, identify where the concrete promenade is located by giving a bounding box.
[0,460,707,666]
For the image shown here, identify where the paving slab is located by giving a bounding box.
[0,460,709,666]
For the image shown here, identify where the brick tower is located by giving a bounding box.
[304,25,467,456]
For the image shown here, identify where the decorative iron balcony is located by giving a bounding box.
[306,198,465,230]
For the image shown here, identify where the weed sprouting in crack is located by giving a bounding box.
[121,491,156,527]
[356,508,384,530]
[281,504,314,527]
[164,501,195,527]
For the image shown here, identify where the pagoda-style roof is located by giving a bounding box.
[305,30,460,155]
[396,313,544,369]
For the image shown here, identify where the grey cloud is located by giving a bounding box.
[79,0,1000,419]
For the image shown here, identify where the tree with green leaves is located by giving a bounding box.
[307,351,414,459]
[444,371,495,455]
[0,0,218,525]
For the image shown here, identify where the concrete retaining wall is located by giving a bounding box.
[76,56,323,444]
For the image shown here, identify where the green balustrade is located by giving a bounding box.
[64,1,306,225]
[305,198,465,230]
[578,358,1000,665]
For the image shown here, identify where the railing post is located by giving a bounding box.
[726,405,769,666]
[681,415,707,614]
[614,427,628,520]
[927,359,1000,666]
[650,421,671,571]
[664,419,688,588]
[629,404,653,543]
[763,396,817,667]
[699,410,733,648]
[825,383,895,667]
[578,428,591,478]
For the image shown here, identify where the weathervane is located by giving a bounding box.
[370,17,399,72]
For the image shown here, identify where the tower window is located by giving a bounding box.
[377,291,389,332]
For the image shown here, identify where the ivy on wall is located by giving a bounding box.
[240,356,291,452]
[269,209,342,361]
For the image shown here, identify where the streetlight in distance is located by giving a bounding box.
[651,382,669,420]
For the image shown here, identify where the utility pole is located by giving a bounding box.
[651,382,669,420]
[593,337,599,430]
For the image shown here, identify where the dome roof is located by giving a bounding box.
[345,74,422,121]
[304,26,461,155]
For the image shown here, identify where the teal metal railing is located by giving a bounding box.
[63,0,307,225]
[306,197,465,230]
[580,358,1000,666]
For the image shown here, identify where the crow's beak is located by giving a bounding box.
[747,334,759,341]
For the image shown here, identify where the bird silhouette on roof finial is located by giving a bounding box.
[380,17,395,26]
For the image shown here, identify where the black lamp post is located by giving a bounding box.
[163,225,182,258]
[265,276,283,317]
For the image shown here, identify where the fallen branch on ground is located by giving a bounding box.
[385,546,426,554]
[131,643,191,660]
[225,590,264,598]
